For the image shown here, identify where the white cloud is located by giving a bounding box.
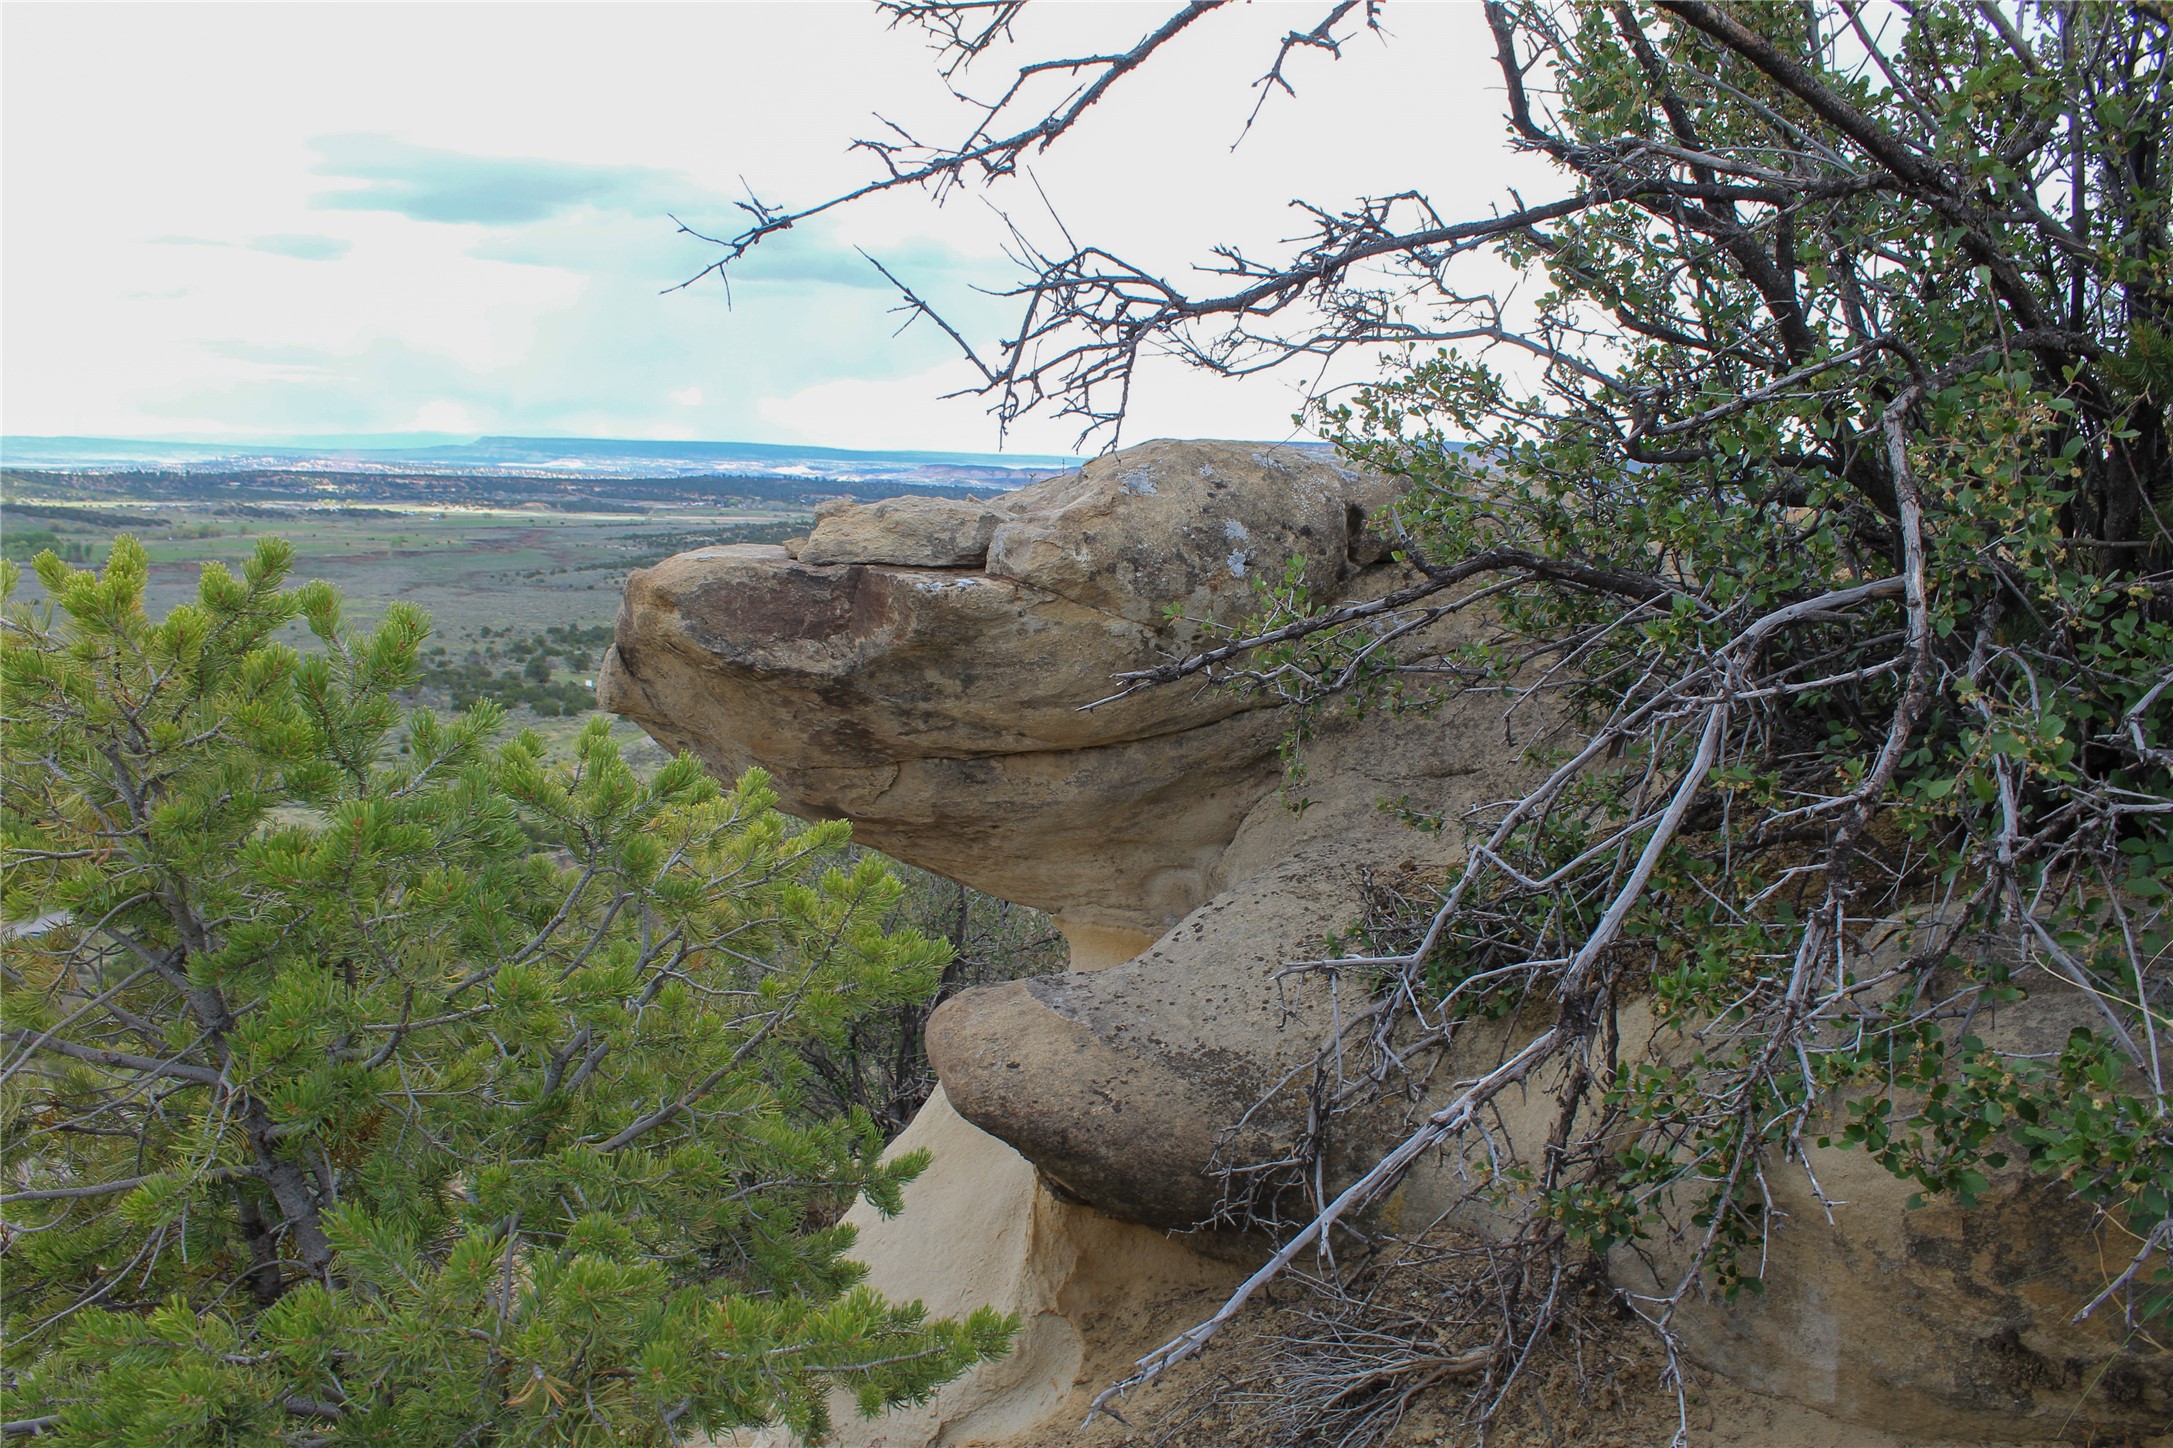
[411,401,483,436]
[755,365,1017,454]
[2,3,1555,448]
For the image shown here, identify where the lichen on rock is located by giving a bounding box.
[605,438,2171,1446]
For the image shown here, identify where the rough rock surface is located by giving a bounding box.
[724,1089,1237,1448]
[924,747,1502,1232]
[605,438,2170,1444]
[599,440,1406,937]
[796,495,1007,568]
[1400,982,2169,1440]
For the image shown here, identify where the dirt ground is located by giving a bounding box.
[1007,1252,2171,1448]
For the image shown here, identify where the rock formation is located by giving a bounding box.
[602,439,2169,1444]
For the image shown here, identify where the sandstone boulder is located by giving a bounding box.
[924,716,1522,1232]
[797,495,1007,567]
[605,438,2170,1444]
[978,437,1398,627]
[1396,971,2170,1441]
[597,440,1405,938]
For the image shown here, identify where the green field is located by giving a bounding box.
[2,480,811,765]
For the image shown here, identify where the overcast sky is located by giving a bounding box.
[2,2,1546,455]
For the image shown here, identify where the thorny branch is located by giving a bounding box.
[678,1,2173,1437]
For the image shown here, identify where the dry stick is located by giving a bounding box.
[668,0,1235,287]
[1559,700,1727,999]
[1644,338,1892,436]
[2073,1217,2173,1324]
[0,1166,247,1208]
[2122,671,2173,771]
[0,1028,223,1089]
[1291,577,1903,978]
[1085,1025,1562,1421]
[0,962,159,1093]
[1081,562,1923,1416]
[1082,548,1681,708]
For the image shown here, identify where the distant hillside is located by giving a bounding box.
[0,434,1082,490]
[0,466,1034,511]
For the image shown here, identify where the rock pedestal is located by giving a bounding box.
[605,439,2170,1444]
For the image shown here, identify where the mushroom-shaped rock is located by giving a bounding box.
[602,437,2170,1444]
[598,440,1405,938]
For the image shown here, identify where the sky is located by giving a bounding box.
[1,2,1547,455]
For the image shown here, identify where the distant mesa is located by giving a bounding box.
[0,433,1087,492]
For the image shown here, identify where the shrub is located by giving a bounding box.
[0,538,1011,1446]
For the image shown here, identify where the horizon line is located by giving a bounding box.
[0,430,1094,465]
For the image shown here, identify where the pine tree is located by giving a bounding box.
[0,538,1013,1446]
